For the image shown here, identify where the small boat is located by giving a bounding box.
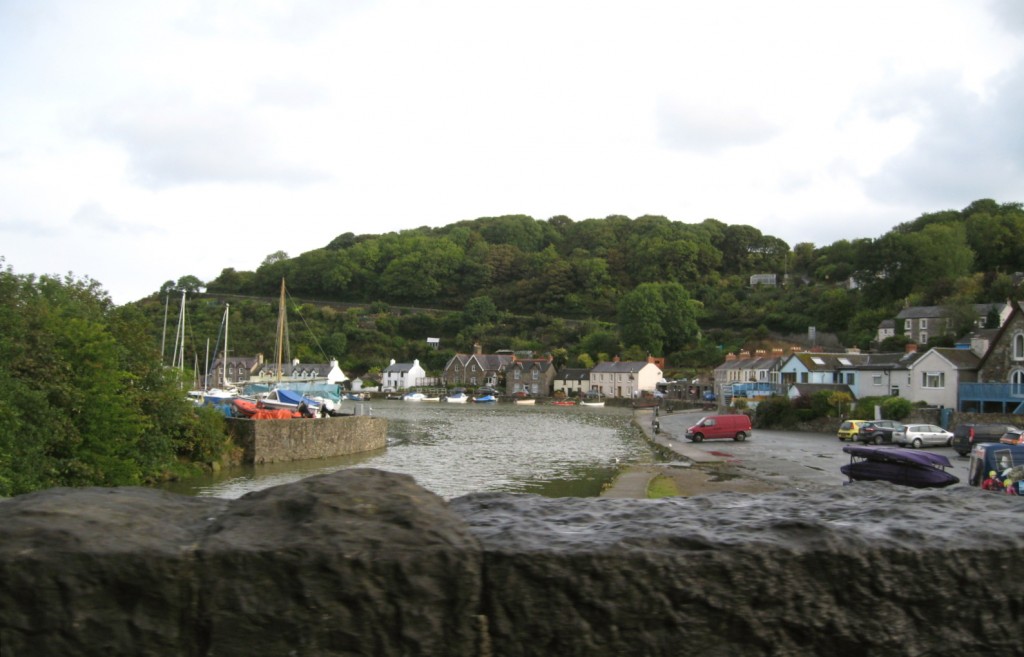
[514,398,536,405]
[552,400,576,406]
[403,392,440,402]
[256,388,330,415]
[840,445,960,488]
[445,392,470,403]
[580,395,605,407]
[473,394,497,403]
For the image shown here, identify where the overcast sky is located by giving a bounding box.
[3,1,1024,304]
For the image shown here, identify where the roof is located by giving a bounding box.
[917,347,981,370]
[788,383,855,398]
[714,356,783,373]
[511,358,554,372]
[556,368,590,381]
[896,303,1007,320]
[591,360,660,374]
[383,361,419,374]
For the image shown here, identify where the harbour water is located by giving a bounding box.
[162,400,660,499]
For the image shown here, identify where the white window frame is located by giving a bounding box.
[922,371,945,388]
[872,374,883,385]
[1014,333,1024,361]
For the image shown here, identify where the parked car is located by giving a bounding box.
[836,420,870,441]
[999,429,1024,445]
[950,423,1019,456]
[893,424,954,449]
[685,414,752,442]
[855,420,904,445]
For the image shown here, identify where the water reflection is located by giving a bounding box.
[162,401,658,499]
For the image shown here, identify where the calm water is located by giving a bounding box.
[162,400,660,499]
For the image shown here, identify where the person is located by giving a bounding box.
[1005,478,1019,496]
[319,403,330,418]
[982,470,1002,491]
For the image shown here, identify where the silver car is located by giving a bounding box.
[893,423,954,449]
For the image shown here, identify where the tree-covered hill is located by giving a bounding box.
[142,200,1022,377]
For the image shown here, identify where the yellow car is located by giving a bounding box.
[837,420,869,441]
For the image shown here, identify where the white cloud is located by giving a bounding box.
[2,0,1024,303]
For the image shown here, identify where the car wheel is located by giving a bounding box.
[874,435,882,445]
[912,438,923,449]
[692,433,704,443]
[734,432,746,441]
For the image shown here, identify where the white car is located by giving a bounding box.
[893,423,954,449]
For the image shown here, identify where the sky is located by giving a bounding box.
[3,0,1024,305]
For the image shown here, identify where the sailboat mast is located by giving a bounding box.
[161,293,169,363]
[172,290,187,371]
[275,279,286,384]
[223,303,229,389]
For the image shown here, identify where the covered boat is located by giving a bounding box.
[841,445,960,488]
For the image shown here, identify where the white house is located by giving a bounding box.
[382,358,427,391]
[553,368,591,397]
[589,357,663,399]
[903,347,980,408]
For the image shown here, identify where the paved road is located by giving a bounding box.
[638,408,972,491]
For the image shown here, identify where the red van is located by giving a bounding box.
[685,414,752,442]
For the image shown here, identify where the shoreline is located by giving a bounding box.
[602,408,788,499]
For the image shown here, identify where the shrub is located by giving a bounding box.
[754,396,798,429]
[881,396,913,420]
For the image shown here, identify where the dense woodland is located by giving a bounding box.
[3,198,1023,494]
[149,198,1024,379]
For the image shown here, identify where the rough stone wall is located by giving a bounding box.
[3,470,1024,656]
[981,311,1024,382]
[227,415,387,464]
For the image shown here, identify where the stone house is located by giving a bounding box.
[962,301,1024,412]
[441,344,515,389]
[895,303,1009,346]
[205,353,264,388]
[507,356,557,397]
[253,358,347,385]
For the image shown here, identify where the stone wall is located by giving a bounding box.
[227,415,387,464]
[2,470,1023,656]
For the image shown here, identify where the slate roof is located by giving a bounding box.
[591,360,659,374]
[788,383,855,398]
[383,361,417,374]
[896,303,1007,320]
[925,347,981,370]
[556,368,590,382]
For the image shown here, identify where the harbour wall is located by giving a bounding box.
[2,468,1022,656]
[226,415,387,464]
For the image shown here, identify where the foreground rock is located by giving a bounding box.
[2,469,1023,656]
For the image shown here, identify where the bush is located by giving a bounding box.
[754,396,798,429]
[881,396,913,420]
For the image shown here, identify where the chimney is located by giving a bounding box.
[613,355,620,363]
[772,348,783,355]
[474,343,482,355]
[725,353,737,361]
[740,350,751,359]
[905,342,918,354]
[755,349,766,356]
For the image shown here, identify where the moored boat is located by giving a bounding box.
[473,394,497,403]
[445,392,470,403]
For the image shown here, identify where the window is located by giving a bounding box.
[811,357,825,365]
[922,371,945,388]
[920,318,927,329]
[838,357,852,366]
[514,369,521,380]
[846,373,855,385]
[904,319,912,331]
[1012,370,1024,397]
[920,332,928,344]
[872,374,883,385]
[1014,333,1024,361]
[800,372,808,383]
[532,369,539,380]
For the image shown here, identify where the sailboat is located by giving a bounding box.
[188,303,239,405]
[251,279,340,416]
